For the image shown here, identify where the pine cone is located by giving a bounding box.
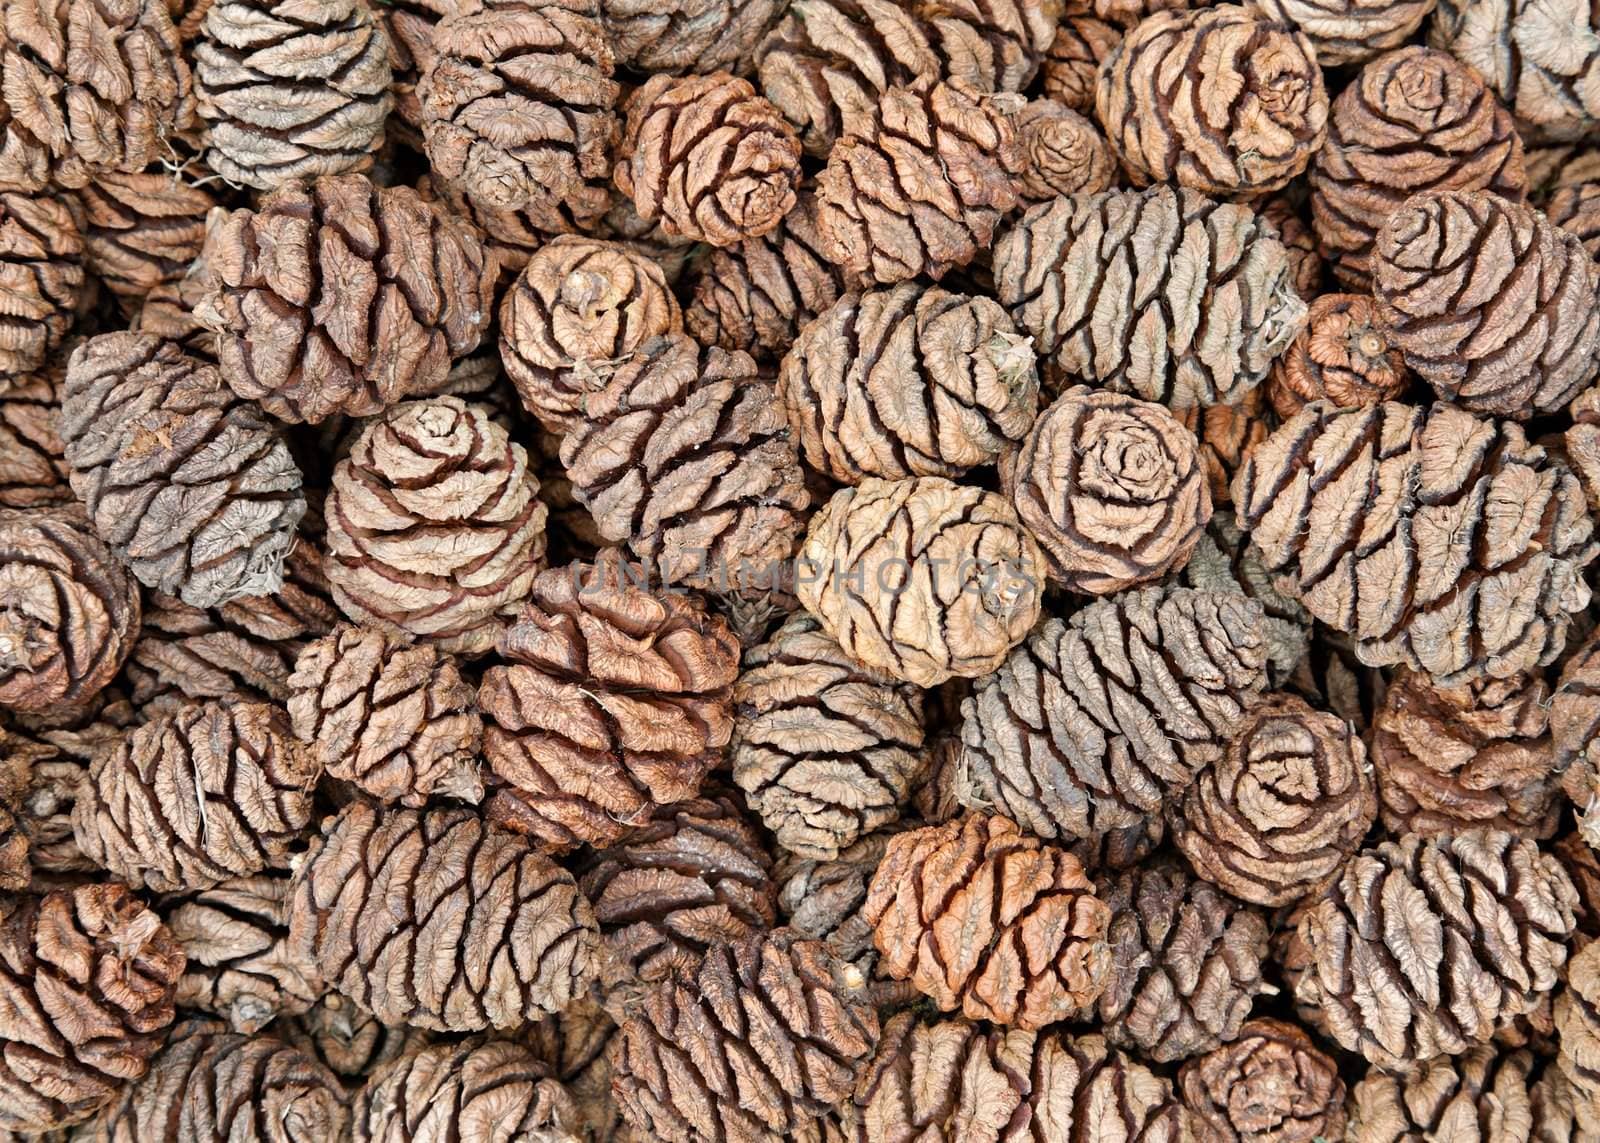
[815,79,1022,286]
[776,828,902,974]
[1345,1044,1542,1141]
[1007,385,1211,593]
[994,186,1307,409]
[1095,5,1327,198]
[1554,631,1600,840]
[1556,939,1600,1133]
[477,553,740,852]
[0,505,140,713]
[1252,0,1436,66]
[797,477,1046,688]
[279,995,428,1084]
[1267,294,1409,419]
[1177,1019,1346,1143]
[132,258,217,361]
[1310,46,1529,290]
[0,192,86,381]
[1259,192,1325,299]
[1171,388,1275,511]
[1285,625,1389,730]
[1552,831,1600,949]
[0,752,27,890]
[0,0,192,193]
[1548,184,1600,260]
[1233,400,1598,685]
[1170,694,1376,908]
[0,885,184,1133]
[194,0,390,190]
[779,283,1040,484]
[324,397,548,655]
[1014,98,1115,202]
[1177,511,1310,687]
[0,365,71,509]
[0,717,126,882]
[608,930,879,1143]
[1039,14,1120,113]
[381,0,455,143]
[864,814,1112,1028]
[76,172,214,308]
[1282,830,1578,1068]
[601,0,785,73]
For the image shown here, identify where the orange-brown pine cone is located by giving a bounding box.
[1267,293,1409,418]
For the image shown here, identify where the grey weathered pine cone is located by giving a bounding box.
[1039,13,1120,114]
[0,192,87,381]
[1252,0,1438,66]
[1013,98,1115,202]
[1344,1044,1544,1142]
[1177,1018,1347,1143]
[600,0,786,73]
[0,360,71,509]
[994,186,1307,409]
[1555,938,1600,1135]
[1267,293,1409,418]
[775,827,903,975]
[1177,511,1311,687]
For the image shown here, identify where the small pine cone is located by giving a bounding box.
[1039,14,1120,113]
[286,624,482,807]
[1548,184,1600,259]
[415,172,611,280]
[0,192,86,381]
[608,930,879,1143]
[776,828,903,974]
[1345,1045,1542,1142]
[0,0,192,193]
[1233,400,1599,686]
[779,283,1040,484]
[1374,190,1600,418]
[498,235,682,433]
[1282,830,1578,1068]
[1556,939,1600,1133]
[0,506,140,713]
[1177,1018,1346,1143]
[382,0,455,142]
[0,364,71,509]
[1285,625,1389,730]
[1008,385,1210,593]
[1178,511,1310,688]
[1267,293,1409,419]
[1092,857,1270,1063]
[864,814,1112,1028]
[797,477,1046,688]
[958,586,1268,841]
[731,613,927,861]
[994,186,1307,409]
[1252,0,1435,66]
[1095,5,1327,198]
[815,80,1022,286]
[1310,47,1529,291]
[280,995,427,1084]
[1172,388,1275,511]
[477,553,740,851]
[324,397,548,655]
[1170,694,1376,908]
[76,172,214,307]
[60,332,307,608]
[1014,98,1114,202]
[601,0,786,73]
[0,885,184,1133]
[1259,193,1324,299]
[195,175,495,424]
[194,0,391,190]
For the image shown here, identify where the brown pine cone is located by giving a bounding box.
[194,0,390,190]
[608,930,879,1143]
[0,192,86,381]
[1345,1045,1542,1142]
[815,79,1022,286]
[0,364,71,509]
[1554,631,1600,841]
[558,333,809,590]
[779,283,1039,484]
[0,752,27,890]
[731,613,927,860]
[1259,193,1325,299]
[1014,98,1115,203]
[775,828,903,975]
[1253,0,1436,66]
[1039,14,1120,113]
[381,0,456,143]
[1267,293,1409,418]
[517,996,621,1142]
[1233,401,1598,686]
[601,0,785,73]
[1548,184,1600,260]
[797,477,1046,687]
[1552,831,1600,949]
[1008,385,1210,593]
[1282,830,1578,1068]
[0,713,132,883]
[1310,47,1529,290]
[1178,1019,1346,1143]
[994,186,1307,408]
[1170,693,1376,908]
[132,257,217,360]
[0,505,140,714]
[0,885,184,1133]
[1285,626,1389,731]
[279,994,429,1085]
[1172,388,1275,511]
[76,172,214,308]
[1095,5,1327,198]
[477,553,740,852]
[864,814,1112,1028]
[1178,511,1310,686]
[1556,939,1600,1134]
[324,397,548,655]
[0,0,192,193]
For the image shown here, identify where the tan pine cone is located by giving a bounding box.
[1039,14,1120,113]
[76,171,214,308]
[1267,293,1409,418]
[1095,5,1327,198]
[0,363,71,510]
[1548,184,1600,260]
[1253,0,1436,66]
[1556,939,1600,1134]
[779,283,1040,484]
[0,192,86,381]
[1552,831,1600,949]
[1345,1045,1543,1141]
[1177,1019,1346,1143]
[1014,98,1114,202]
[1178,512,1310,687]
[601,0,785,73]
[815,79,1022,286]
[864,814,1112,1028]
[279,995,429,1085]
[1172,389,1275,511]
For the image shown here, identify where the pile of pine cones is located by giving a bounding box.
[6,0,1600,1138]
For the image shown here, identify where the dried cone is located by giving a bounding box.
[0,885,184,1133]
[1548,184,1600,259]
[0,753,26,890]
[797,477,1046,688]
[194,0,390,190]
[1252,0,1436,66]
[994,186,1306,408]
[1178,512,1310,687]
[1095,5,1328,198]
[1553,830,1600,947]
[776,828,901,974]
[382,0,457,142]
[0,364,70,509]
[1282,830,1578,1068]
[1173,389,1275,511]
[1177,1018,1346,1143]
[815,79,1022,286]
[601,0,786,73]
[1554,632,1600,839]
[1039,15,1120,114]
[323,397,548,656]
[1267,293,1409,418]
[1310,47,1529,291]
[779,283,1040,484]
[0,712,130,882]
[1260,193,1324,299]
[477,553,740,852]
[1556,939,1600,1134]
[279,995,427,1084]
[1344,1044,1544,1141]
[863,814,1112,1029]
[76,172,214,308]
[1014,98,1115,202]
[1233,401,1598,685]
[0,192,86,381]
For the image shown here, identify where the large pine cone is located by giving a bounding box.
[1177,511,1310,686]
[601,0,785,73]
[1344,1044,1543,1141]
[815,79,1022,286]
[194,0,391,190]
[1556,939,1600,1134]
[958,586,1268,843]
[0,885,184,1133]
[1014,98,1115,202]
[323,397,548,656]
[0,192,86,381]
[797,477,1045,688]
[1268,293,1409,418]
[1233,400,1598,685]
[608,929,879,1143]
[1281,830,1578,1067]
[76,172,214,308]
[864,814,1112,1028]
[1253,0,1436,66]
[0,364,71,509]
[1177,1018,1346,1143]
[477,553,740,851]
[1095,5,1327,198]
[994,186,1307,408]
[1373,190,1600,418]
